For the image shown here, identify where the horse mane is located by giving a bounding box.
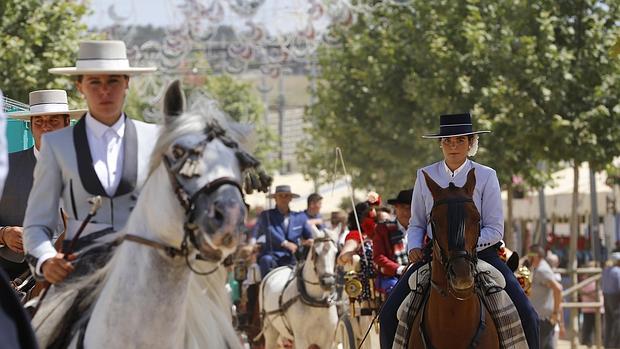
[148,92,255,174]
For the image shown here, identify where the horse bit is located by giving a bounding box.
[123,120,272,275]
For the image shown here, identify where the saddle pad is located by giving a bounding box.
[393,262,528,349]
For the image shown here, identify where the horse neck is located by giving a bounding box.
[85,242,191,347]
[126,164,185,246]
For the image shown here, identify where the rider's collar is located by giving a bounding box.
[443,159,469,178]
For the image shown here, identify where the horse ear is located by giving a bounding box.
[326,226,339,242]
[310,224,322,239]
[163,80,185,122]
[422,170,442,198]
[463,168,476,196]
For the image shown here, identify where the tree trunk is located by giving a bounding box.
[506,181,514,249]
[568,162,580,348]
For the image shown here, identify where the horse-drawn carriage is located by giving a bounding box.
[230,230,384,349]
[335,240,382,349]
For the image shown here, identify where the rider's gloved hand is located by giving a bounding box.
[41,253,76,284]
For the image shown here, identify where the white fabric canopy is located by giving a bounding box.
[503,163,616,220]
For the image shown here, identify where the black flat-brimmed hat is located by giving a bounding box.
[422,112,490,139]
[267,185,300,199]
[387,188,413,205]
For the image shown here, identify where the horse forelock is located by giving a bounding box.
[446,201,466,250]
[149,95,254,175]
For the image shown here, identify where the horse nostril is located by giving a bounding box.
[214,207,224,223]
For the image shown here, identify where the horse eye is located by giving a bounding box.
[172,145,186,159]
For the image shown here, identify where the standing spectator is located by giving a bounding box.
[303,193,325,230]
[528,244,564,349]
[579,261,603,349]
[547,252,567,343]
[602,252,620,348]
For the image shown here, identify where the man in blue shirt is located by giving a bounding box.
[254,185,314,277]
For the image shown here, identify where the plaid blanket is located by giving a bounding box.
[392,261,528,349]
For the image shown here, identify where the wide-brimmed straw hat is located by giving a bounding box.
[422,112,490,139]
[49,40,157,75]
[10,90,86,120]
[267,185,300,199]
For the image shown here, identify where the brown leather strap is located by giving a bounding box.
[123,234,183,258]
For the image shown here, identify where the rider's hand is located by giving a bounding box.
[1,226,24,254]
[41,253,76,284]
[281,241,298,254]
[337,251,356,265]
[408,248,423,264]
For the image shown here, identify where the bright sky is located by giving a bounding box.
[84,0,327,35]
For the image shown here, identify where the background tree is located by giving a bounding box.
[0,0,90,105]
[299,5,437,197]
[199,74,279,172]
[124,72,279,172]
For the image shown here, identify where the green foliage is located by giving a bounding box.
[300,5,436,197]
[301,0,620,198]
[198,74,279,173]
[0,0,91,105]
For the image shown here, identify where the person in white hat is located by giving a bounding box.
[23,40,159,284]
[0,90,83,281]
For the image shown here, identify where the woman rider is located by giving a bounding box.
[378,113,539,349]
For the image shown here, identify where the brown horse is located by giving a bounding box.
[408,169,499,349]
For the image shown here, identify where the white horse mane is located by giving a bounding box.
[148,93,255,174]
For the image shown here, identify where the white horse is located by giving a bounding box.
[32,80,271,349]
[259,226,339,349]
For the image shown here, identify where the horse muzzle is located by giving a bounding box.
[192,185,246,259]
[447,256,476,291]
[319,274,336,291]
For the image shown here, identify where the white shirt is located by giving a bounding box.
[443,159,469,178]
[397,220,408,247]
[85,113,125,197]
[33,146,40,160]
[407,160,504,252]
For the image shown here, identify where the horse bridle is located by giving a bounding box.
[305,236,338,287]
[124,120,271,275]
[429,196,479,299]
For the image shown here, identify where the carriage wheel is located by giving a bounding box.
[335,315,356,349]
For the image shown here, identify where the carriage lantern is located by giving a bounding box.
[516,266,532,296]
[234,259,248,282]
